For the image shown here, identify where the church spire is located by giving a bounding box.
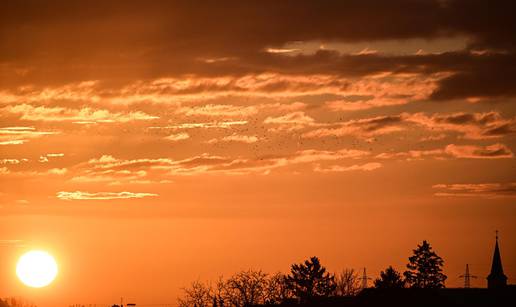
[487,231,507,289]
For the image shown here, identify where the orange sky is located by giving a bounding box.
[1,1,515,306]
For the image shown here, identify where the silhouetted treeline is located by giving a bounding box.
[0,297,37,307]
[254,288,515,307]
[178,240,448,307]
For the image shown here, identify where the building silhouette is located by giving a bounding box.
[487,232,508,289]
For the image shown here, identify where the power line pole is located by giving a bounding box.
[361,267,372,289]
[459,264,477,288]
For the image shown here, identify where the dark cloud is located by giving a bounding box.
[483,124,516,137]
[430,53,516,100]
[411,111,516,139]
[304,111,516,140]
[2,0,513,55]
[1,0,516,101]
[360,115,404,132]
[0,0,453,63]
[433,112,506,127]
[444,0,516,51]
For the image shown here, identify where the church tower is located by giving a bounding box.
[487,231,507,289]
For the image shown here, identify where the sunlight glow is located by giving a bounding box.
[16,250,58,288]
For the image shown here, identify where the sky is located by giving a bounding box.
[0,0,515,306]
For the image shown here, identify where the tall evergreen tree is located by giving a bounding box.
[374,266,406,289]
[285,256,336,302]
[403,241,447,288]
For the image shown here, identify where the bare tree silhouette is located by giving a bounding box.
[334,269,361,296]
[221,269,268,307]
[264,272,293,304]
[178,270,286,307]
[178,280,213,307]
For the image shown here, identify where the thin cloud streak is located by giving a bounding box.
[56,191,159,200]
[376,144,514,160]
[302,112,516,140]
[0,126,59,145]
[314,162,382,173]
[433,182,516,199]
[3,104,159,123]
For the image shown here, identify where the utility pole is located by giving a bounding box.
[459,264,477,288]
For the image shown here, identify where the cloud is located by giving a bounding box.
[176,104,258,117]
[108,74,360,102]
[0,167,68,177]
[406,111,516,139]
[39,156,49,163]
[1,158,27,164]
[325,97,403,111]
[56,191,158,200]
[86,155,171,169]
[375,143,513,161]
[3,104,158,123]
[324,73,440,111]
[2,1,515,86]
[0,1,515,214]
[0,126,57,135]
[264,111,317,131]
[71,170,148,184]
[0,140,26,145]
[420,133,447,142]
[444,143,513,159]
[430,53,516,101]
[433,182,516,199]
[76,147,371,181]
[0,126,58,145]
[47,168,67,175]
[207,134,259,144]
[303,115,404,139]
[72,158,151,184]
[302,111,516,140]
[314,162,382,172]
[74,155,199,183]
[290,149,370,163]
[164,132,190,142]
[264,111,315,125]
[259,102,307,112]
[84,153,272,177]
[150,121,248,130]
[46,153,65,157]
[266,47,300,54]
[0,73,442,111]
[39,153,64,162]
[0,81,100,103]
[376,149,445,161]
[0,1,514,113]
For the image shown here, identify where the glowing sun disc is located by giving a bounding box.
[16,250,58,288]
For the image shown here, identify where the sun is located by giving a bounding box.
[16,250,58,288]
